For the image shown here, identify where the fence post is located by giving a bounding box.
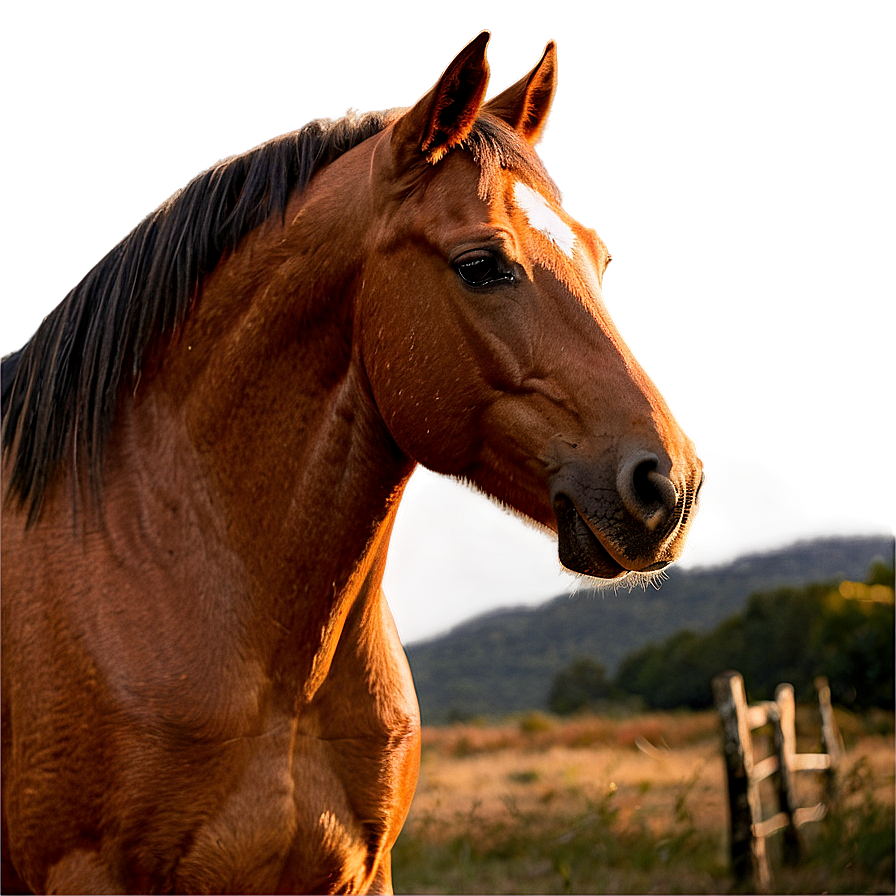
[815,676,843,812]
[712,671,771,891]
[772,683,801,865]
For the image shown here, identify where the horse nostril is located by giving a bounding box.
[617,451,678,532]
[631,459,657,508]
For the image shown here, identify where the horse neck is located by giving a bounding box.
[108,140,414,695]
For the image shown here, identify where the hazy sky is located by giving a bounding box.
[3,2,893,643]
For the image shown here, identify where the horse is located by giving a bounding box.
[1,33,702,894]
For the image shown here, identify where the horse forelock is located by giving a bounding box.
[457,113,559,203]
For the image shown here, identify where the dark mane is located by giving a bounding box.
[1,109,548,522]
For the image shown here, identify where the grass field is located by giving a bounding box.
[392,709,895,894]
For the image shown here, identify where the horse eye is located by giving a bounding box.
[454,251,511,287]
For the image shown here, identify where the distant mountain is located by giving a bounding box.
[404,535,894,723]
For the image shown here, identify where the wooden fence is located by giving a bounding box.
[712,671,844,891]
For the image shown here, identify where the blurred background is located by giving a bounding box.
[3,1,892,646]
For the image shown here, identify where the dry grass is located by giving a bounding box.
[420,709,722,757]
[393,709,895,894]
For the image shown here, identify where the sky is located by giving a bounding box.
[3,2,893,644]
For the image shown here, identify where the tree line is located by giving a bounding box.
[548,562,895,714]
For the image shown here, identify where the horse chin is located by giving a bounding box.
[553,494,672,580]
[554,496,626,578]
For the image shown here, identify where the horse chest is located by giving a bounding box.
[166,724,297,893]
[171,719,411,894]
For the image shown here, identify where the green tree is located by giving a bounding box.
[811,585,894,708]
[866,559,895,588]
[547,657,611,715]
[611,564,895,710]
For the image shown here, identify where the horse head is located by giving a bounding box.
[359,33,703,579]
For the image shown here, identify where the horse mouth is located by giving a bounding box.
[552,494,671,579]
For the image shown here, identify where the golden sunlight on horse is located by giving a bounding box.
[1,33,701,894]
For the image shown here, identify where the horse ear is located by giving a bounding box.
[392,32,491,165]
[484,41,557,144]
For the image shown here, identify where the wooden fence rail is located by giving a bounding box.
[712,671,844,891]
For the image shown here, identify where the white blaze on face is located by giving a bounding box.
[513,181,576,257]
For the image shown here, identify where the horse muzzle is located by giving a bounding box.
[550,450,701,578]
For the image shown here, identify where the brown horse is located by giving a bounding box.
[1,34,702,894]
